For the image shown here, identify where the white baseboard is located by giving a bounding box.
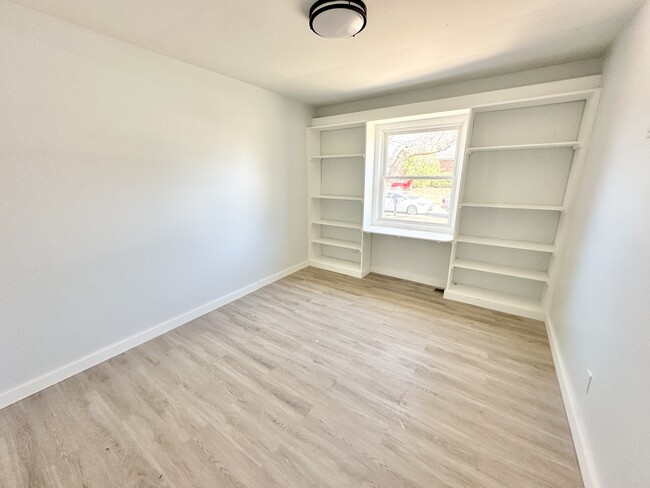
[545,316,599,488]
[0,261,309,411]
[369,265,446,289]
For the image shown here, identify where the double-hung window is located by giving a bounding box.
[364,110,469,240]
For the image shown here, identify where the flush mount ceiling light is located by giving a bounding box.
[309,0,367,39]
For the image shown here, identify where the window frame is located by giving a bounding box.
[363,110,470,241]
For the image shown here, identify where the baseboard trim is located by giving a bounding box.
[0,260,309,411]
[545,316,599,488]
[369,265,446,288]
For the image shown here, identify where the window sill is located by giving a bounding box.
[363,225,453,242]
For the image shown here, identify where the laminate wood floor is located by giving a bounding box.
[0,267,583,487]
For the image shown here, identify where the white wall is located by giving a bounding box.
[316,58,602,117]
[0,2,311,403]
[370,236,451,288]
[548,2,649,487]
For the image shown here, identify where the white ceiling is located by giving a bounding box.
[12,0,643,106]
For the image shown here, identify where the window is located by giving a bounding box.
[364,110,469,240]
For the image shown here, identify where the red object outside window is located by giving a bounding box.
[390,179,413,190]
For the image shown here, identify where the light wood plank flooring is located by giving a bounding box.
[0,267,582,487]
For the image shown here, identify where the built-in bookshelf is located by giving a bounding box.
[308,123,371,278]
[445,94,599,320]
[306,82,600,321]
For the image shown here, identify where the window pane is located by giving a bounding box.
[382,178,452,225]
[368,112,468,237]
[385,129,458,178]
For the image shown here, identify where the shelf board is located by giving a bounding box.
[309,122,365,131]
[461,202,565,212]
[312,237,362,251]
[452,259,549,282]
[444,284,545,320]
[310,255,361,275]
[363,224,453,242]
[456,235,556,253]
[312,194,363,202]
[467,141,580,153]
[310,154,364,160]
[312,219,362,230]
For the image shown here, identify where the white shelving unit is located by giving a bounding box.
[306,80,600,318]
[308,123,371,278]
[445,93,600,320]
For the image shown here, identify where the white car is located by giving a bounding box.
[384,191,434,215]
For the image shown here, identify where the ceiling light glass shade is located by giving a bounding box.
[309,0,367,39]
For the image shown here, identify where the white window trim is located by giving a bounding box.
[363,109,470,241]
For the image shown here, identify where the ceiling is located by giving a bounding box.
[12,0,644,106]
